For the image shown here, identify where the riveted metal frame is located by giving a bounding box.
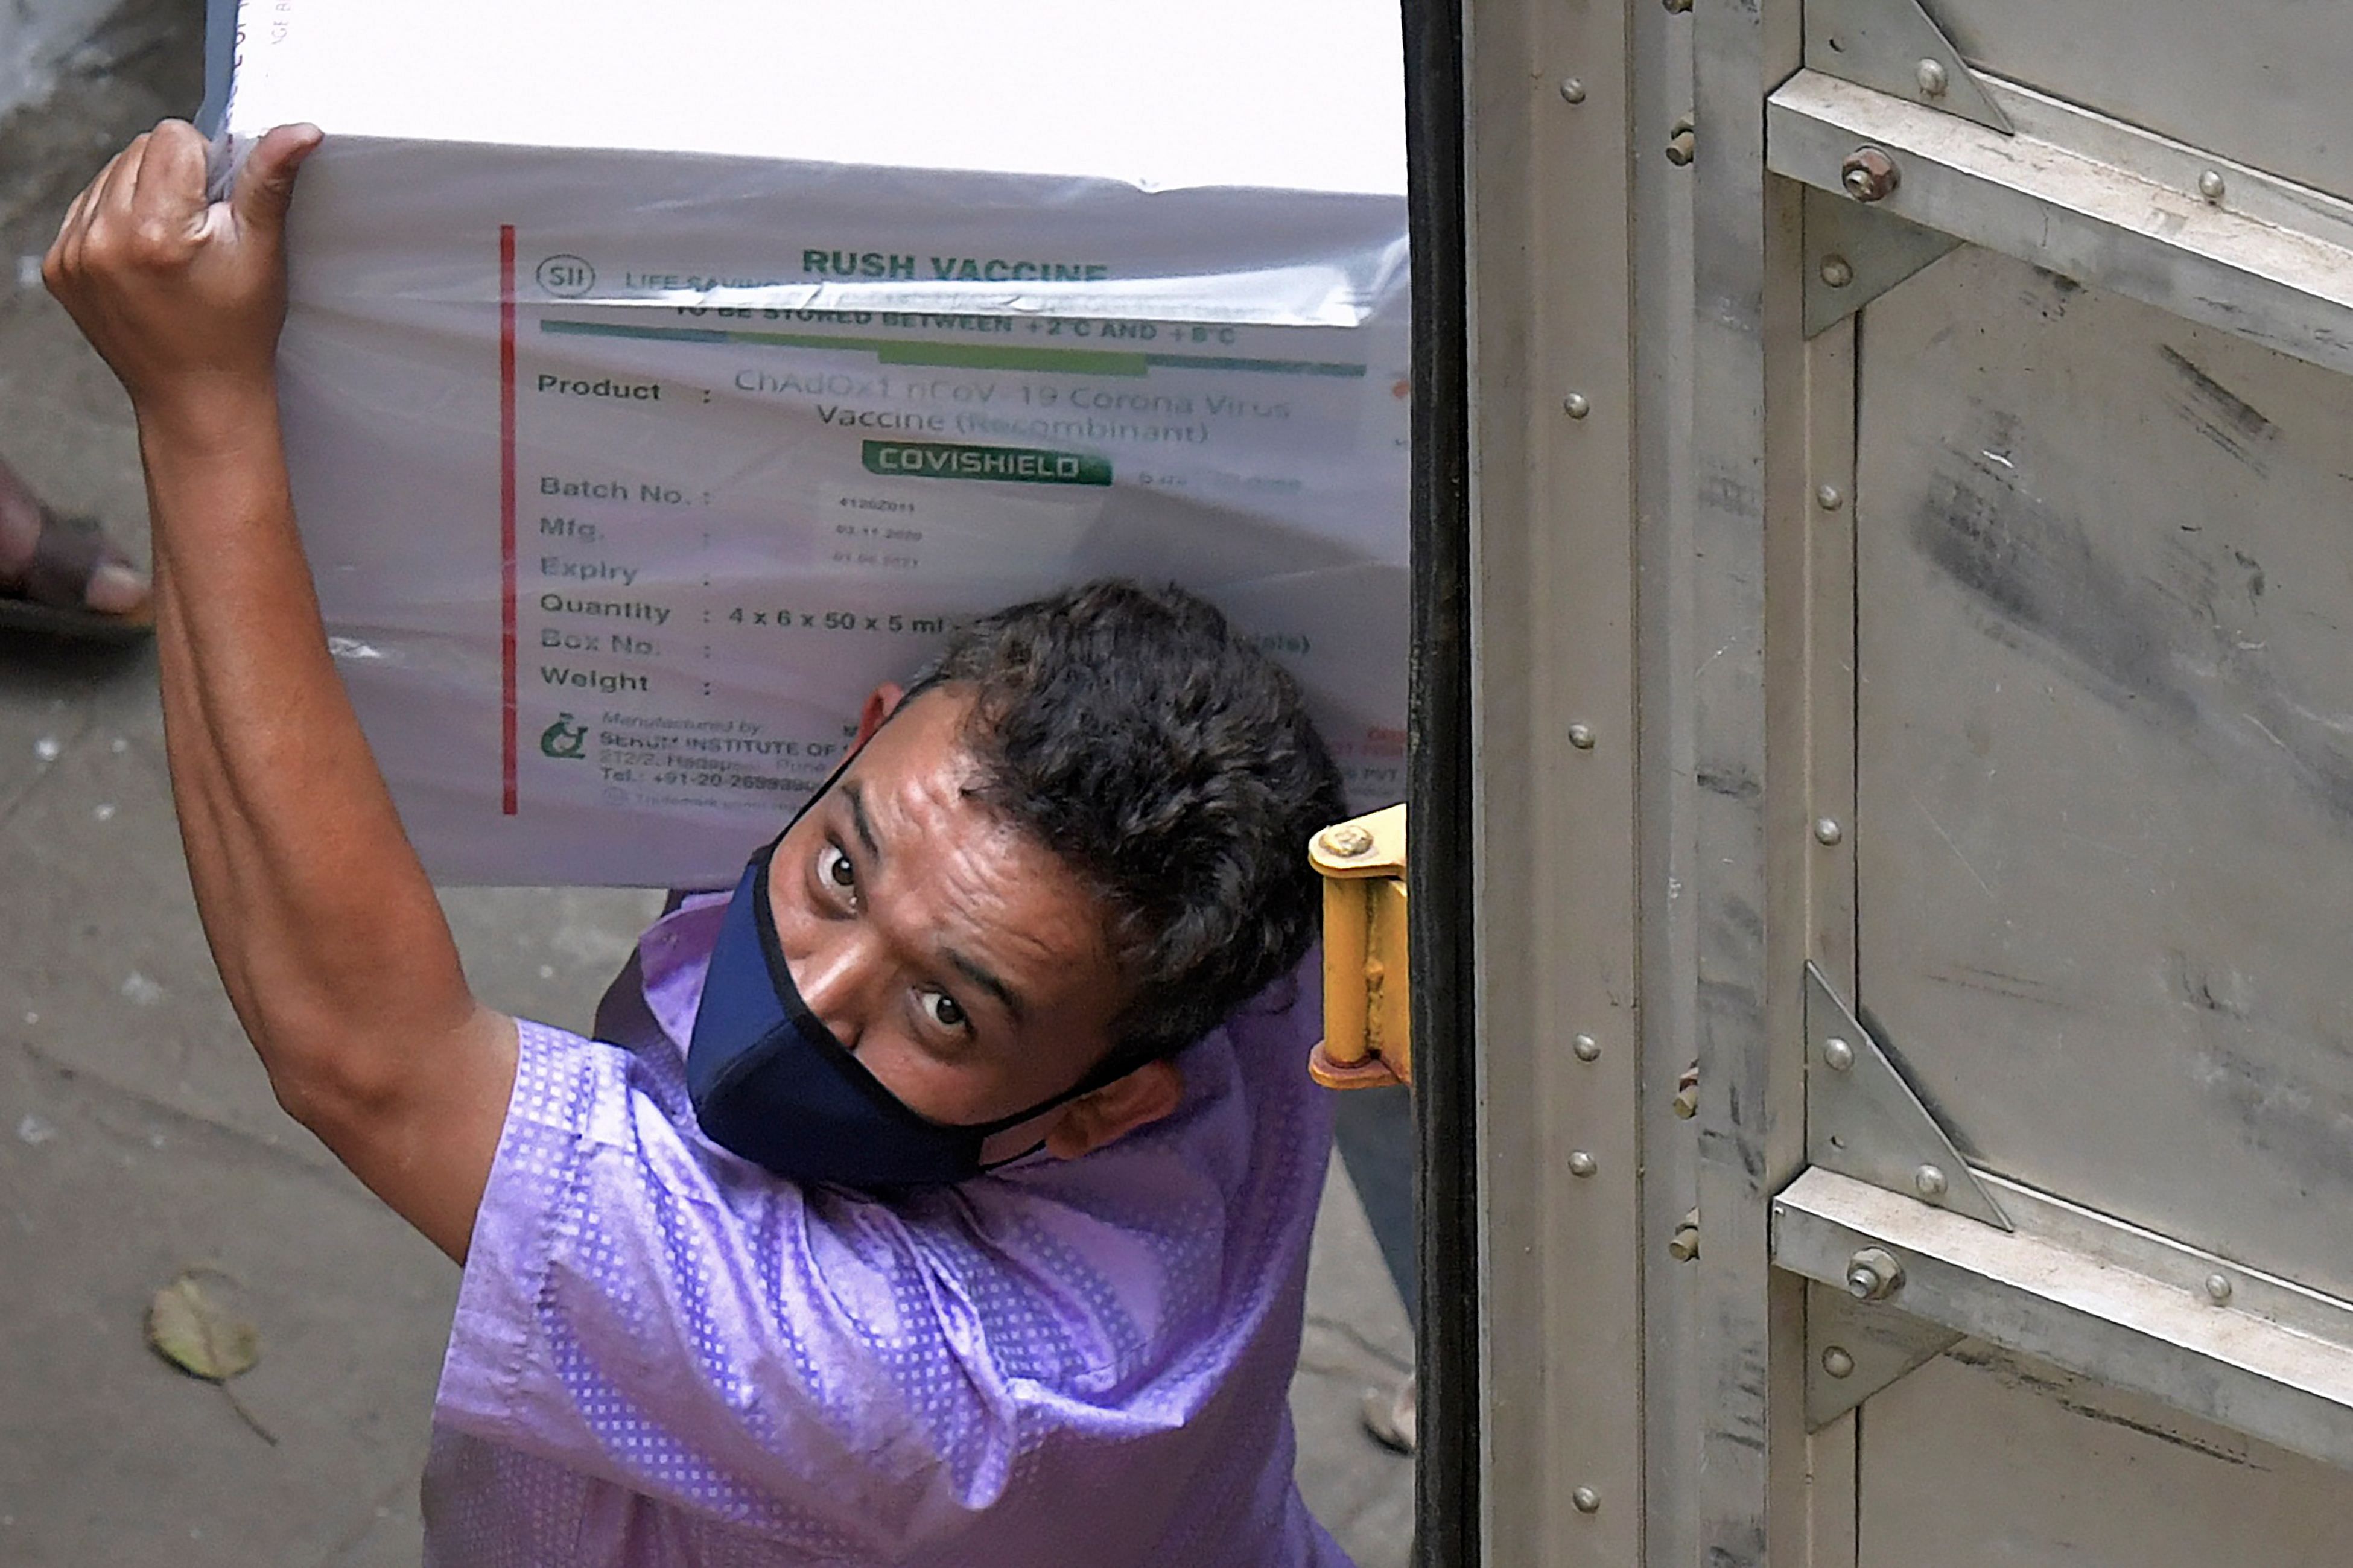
[1460,0,1646,1559]
[1792,287,1863,1568]
[1631,0,1703,1564]
[1690,0,1858,1563]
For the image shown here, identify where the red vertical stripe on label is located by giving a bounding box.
[499,225,519,816]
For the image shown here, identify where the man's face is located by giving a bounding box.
[761,685,1138,1157]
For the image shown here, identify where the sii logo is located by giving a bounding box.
[540,713,589,759]
[536,255,595,297]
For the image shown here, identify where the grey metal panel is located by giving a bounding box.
[1929,0,2353,207]
[1859,1348,2353,1568]
[1853,241,2353,1304]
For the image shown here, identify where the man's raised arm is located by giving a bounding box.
[45,121,516,1262]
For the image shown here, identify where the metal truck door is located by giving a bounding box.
[1694,1,2353,1565]
[1447,0,2353,1563]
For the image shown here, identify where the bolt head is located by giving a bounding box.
[1914,1164,1949,1199]
[2205,1272,2234,1304]
[1822,1036,1856,1071]
[1320,824,1374,859]
[1814,816,1844,845]
[1841,147,1901,203]
[1572,1487,1602,1514]
[1817,483,1846,510]
[1846,1246,1904,1301]
[1572,1033,1601,1062]
[1559,77,1587,104]
[1820,255,1855,288]
[2198,168,2226,202]
[1822,1346,1856,1379]
[1563,392,1592,419]
[1568,1151,1597,1178]
[1567,722,1597,750]
[1915,57,1949,96]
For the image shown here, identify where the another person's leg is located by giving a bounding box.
[0,451,151,638]
[1332,1083,1418,1451]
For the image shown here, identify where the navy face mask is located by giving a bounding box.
[685,819,1146,1191]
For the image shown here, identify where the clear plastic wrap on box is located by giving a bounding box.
[209,0,1410,885]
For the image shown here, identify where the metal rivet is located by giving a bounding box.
[2198,169,2226,203]
[1841,147,1900,203]
[2205,1272,2234,1304]
[1914,1164,1948,1199]
[1559,77,1587,104]
[1914,58,1949,97]
[1563,392,1592,419]
[1319,824,1374,858]
[1846,1246,1904,1301]
[1822,1346,1856,1379]
[1822,1036,1855,1071]
[1572,1033,1601,1062]
[1817,483,1846,510]
[1820,255,1854,288]
[1572,1487,1602,1515]
[1567,722,1596,750]
[1814,816,1844,845]
[1569,1151,1598,1178]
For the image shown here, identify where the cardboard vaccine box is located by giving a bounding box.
[205,0,1409,886]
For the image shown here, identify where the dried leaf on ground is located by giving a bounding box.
[145,1268,278,1444]
[146,1271,259,1381]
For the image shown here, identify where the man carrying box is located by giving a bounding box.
[47,120,1361,1567]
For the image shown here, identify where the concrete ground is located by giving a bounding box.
[0,4,1414,1561]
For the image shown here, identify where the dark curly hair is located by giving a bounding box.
[909,579,1347,1062]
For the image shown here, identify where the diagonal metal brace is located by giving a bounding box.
[1805,963,2010,1231]
[1804,0,2013,135]
[1805,1279,1963,1430]
[1803,184,1961,337]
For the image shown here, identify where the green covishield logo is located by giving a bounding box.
[861,440,1112,486]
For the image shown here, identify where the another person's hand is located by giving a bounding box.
[43,120,321,440]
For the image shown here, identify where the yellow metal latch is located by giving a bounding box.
[1307,803,1409,1090]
